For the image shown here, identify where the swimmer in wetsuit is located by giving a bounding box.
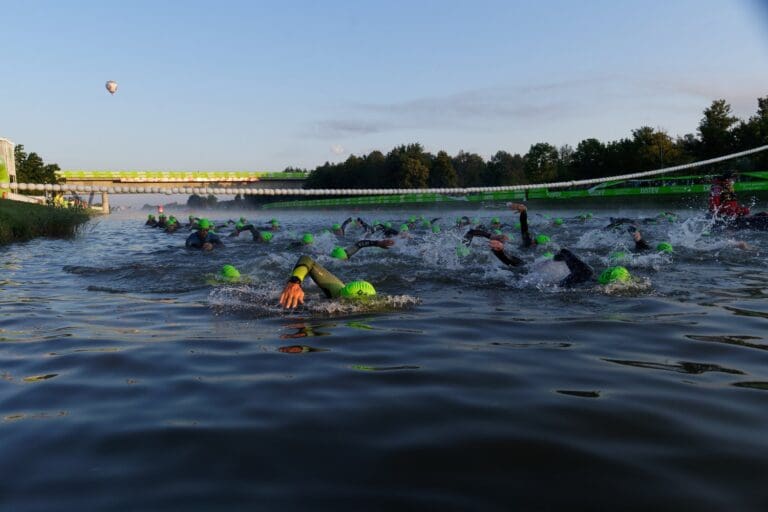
[330,239,395,260]
[145,214,158,227]
[278,255,376,308]
[708,171,768,230]
[185,218,224,251]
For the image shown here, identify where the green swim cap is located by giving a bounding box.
[492,229,503,235]
[270,218,278,224]
[408,216,416,223]
[535,234,551,245]
[422,220,431,228]
[514,222,521,230]
[384,222,392,228]
[332,223,341,230]
[302,233,314,244]
[147,214,154,219]
[609,251,627,262]
[340,280,376,299]
[239,217,246,223]
[198,218,212,229]
[491,217,500,224]
[219,264,241,282]
[542,251,554,259]
[666,215,676,223]
[456,245,471,257]
[431,225,441,234]
[260,231,273,242]
[505,232,514,240]
[331,246,348,259]
[598,266,632,285]
[236,221,244,230]
[656,242,673,253]
[400,224,409,232]
[554,218,564,225]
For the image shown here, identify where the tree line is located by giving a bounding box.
[303,97,768,190]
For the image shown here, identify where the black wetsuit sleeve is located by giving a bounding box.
[634,238,651,252]
[520,210,533,248]
[357,218,374,234]
[186,233,201,248]
[491,247,524,267]
[340,217,353,234]
[463,229,492,246]
[556,249,594,287]
[344,240,384,259]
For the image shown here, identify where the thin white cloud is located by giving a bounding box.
[330,144,345,155]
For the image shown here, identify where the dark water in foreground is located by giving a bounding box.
[2,203,768,511]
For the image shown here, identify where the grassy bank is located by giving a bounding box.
[0,201,91,244]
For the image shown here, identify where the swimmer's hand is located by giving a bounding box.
[377,239,395,249]
[489,240,505,252]
[507,202,527,213]
[202,242,214,251]
[280,281,305,309]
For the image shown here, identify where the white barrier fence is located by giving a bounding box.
[10,144,768,197]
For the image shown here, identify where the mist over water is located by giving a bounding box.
[2,200,768,511]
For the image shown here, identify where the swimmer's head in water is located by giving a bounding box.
[239,217,246,223]
[340,280,376,299]
[514,222,522,230]
[302,233,314,245]
[331,246,348,259]
[491,217,500,224]
[332,223,341,231]
[260,231,273,242]
[148,214,154,219]
[609,251,627,262]
[598,266,631,285]
[554,218,564,226]
[492,229,503,236]
[235,221,244,230]
[408,216,416,223]
[431,225,441,234]
[399,224,409,232]
[535,234,551,245]
[542,251,554,259]
[197,218,212,230]
[219,264,241,282]
[456,245,471,257]
[656,242,673,253]
[384,222,392,228]
[422,220,431,228]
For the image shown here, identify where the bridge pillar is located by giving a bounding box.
[101,192,110,214]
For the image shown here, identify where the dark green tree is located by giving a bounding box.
[485,150,525,185]
[14,145,61,192]
[524,143,559,183]
[698,99,738,159]
[452,151,486,187]
[429,151,459,187]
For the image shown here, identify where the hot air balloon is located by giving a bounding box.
[105,80,118,95]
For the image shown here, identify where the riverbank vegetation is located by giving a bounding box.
[0,201,90,244]
[302,97,768,190]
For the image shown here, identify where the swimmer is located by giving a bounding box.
[279,255,376,309]
[330,239,395,260]
[185,218,224,251]
[145,214,158,227]
[165,216,181,233]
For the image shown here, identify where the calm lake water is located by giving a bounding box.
[2,201,768,511]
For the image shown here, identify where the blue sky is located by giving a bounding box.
[2,0,767,172]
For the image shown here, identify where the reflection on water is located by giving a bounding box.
[1,204,768,510]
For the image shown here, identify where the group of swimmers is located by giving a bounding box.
[142,171,764,310]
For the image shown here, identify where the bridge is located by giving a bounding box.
[50,170,307,212]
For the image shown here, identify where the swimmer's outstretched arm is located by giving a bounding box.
[279,256,346,308]
[507,203,533,247]
[489,240,524,267]
[554,249,593,287]
[356,218,374,234]
[463,229,507,247]
[344,239,395,259]
[340,217,353,235]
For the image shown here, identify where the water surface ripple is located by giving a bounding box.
[1,205,768,511]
